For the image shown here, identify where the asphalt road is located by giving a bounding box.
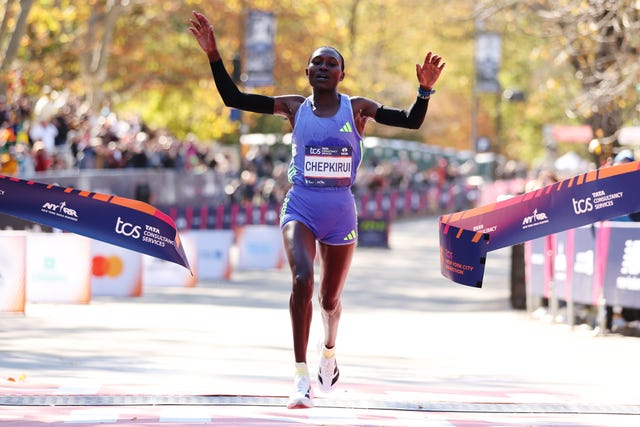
[1,216,639,426]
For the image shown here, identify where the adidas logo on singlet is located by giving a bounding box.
[343,230,357,241]
[339,122,353,133]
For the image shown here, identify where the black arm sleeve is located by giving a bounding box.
[374,97,429,129]
[209,60,275,114]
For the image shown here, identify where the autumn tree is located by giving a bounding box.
[476,0,640,163]
[0,0,35,95]
[7,0,583,164]
[80,0,126,112]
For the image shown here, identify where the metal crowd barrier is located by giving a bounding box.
[525,221,640,331]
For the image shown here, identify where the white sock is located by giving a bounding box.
[295,362,309,377]
[322,345,335,359]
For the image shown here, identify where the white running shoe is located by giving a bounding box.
[317,355,339,393]
[286,375,313,409]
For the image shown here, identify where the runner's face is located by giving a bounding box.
[306,48,344,88]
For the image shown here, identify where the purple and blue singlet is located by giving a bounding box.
[279,94,363,245]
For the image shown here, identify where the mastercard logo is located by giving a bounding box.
[92,255,124,277]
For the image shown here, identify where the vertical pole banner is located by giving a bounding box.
[440,161,640,287]
[0,176,191,271]
[475,32,502,94]
[245,10,276,88]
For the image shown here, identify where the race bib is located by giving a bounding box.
[303,146,352,187]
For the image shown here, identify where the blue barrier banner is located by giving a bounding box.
[440,161,640,287]
[0,175,191,271]
[602,222,640,308]
[358,217,390,248]
[571,225,597,305]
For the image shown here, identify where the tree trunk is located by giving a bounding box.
[0,0,17,52]
[0,0,34,93]
[80,0,123,112]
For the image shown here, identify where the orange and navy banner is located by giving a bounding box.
[440,161,640,287]
[0,176,191,271]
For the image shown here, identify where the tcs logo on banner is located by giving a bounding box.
[115,217,141,239]
[572,197,593,215]
[92,255,124,278]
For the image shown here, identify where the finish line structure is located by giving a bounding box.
[1,394,639,415]
[439,161,640,288]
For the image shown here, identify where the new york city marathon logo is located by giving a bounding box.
[41,201,79,221]
[521,208,549,229]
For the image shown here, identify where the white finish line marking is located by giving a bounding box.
[159,406,212,423]
[64,408,120,423]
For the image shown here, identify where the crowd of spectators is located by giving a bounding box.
[0,87,480,209]
[0,88,236,177]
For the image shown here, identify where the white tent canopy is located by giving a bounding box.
[619,126,640,146]
[554,151,591,173]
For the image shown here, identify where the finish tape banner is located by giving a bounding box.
[0,175,191,271]
[439,161,640,288]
